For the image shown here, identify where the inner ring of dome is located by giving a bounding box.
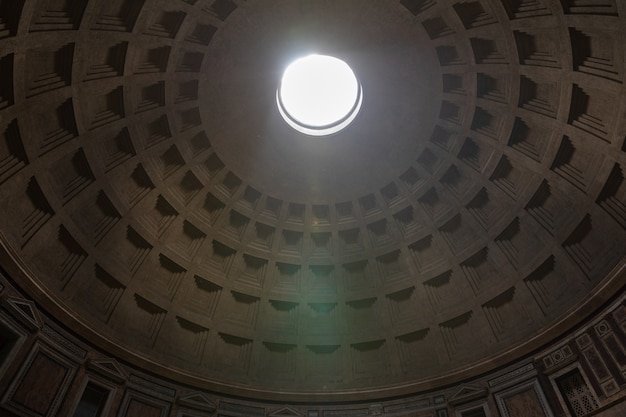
[277,54,363,136]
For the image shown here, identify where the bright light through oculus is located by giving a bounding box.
[277,54,362,136]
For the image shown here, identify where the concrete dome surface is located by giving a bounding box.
[0,0,624,406]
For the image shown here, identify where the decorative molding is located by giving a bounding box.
[448,385,488,406]
[383,398,430,414]
[41,324,87,360]
[541,344,576,373]
[489,363,536,387]
[178,392,217,412]
[1,296,42,331]
[128,374,176,399]
[218,401,265,417]
[87,357,128,384]
[269,406,303,417]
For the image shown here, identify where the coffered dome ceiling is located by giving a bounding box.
[0,0,624,403]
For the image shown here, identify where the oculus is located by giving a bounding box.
[277,54,363,136]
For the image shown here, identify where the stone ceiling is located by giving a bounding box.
[0,0,624,403]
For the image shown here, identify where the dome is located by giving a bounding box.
[0,0,624,405]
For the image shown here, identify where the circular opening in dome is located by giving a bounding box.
[277,54,363,136]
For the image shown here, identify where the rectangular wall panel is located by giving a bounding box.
[494,379,554,417]
[117,389,171,417]
[1,342,78,417]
